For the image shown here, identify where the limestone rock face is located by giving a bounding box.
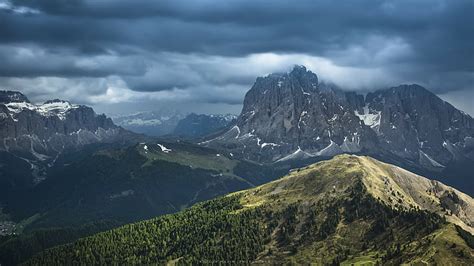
[202,66,474,171]
[365,85,474,168]
[0,90,130,169]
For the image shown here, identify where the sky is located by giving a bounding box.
[0,0,473,116]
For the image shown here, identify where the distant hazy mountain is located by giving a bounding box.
[24,155,474,265]
[202,66,474,194]
[113,112,237,139]
[173,113,237,138]
[112,111,185,137]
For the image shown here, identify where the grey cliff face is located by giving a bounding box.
[202,66,474,171]
[0,90,125,167]
[203,66,379,162]
[365,85,474,168]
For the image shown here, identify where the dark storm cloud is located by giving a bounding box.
[4,0,473,60]
[0,0,473,111]
[0,45,147,77]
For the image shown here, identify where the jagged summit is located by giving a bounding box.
[43,99,72,105]
[263,65,314,77]
[0,92,81,119]
[250,65,319,95]
[204,66,378,162]
[2,93,80,119]
[0,90,30,103]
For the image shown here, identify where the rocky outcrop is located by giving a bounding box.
[202,66,474,171]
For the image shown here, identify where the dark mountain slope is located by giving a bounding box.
[5,141,284,231]
[0,140,288,265]
[173,113,236,138]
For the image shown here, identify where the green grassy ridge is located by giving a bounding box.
[23,156,474,265]
[136,141,285,185]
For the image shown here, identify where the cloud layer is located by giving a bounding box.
[0,0,473,115]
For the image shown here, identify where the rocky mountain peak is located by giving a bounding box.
[289,64,318,82]
[206,66,377,162]
[241,65,319,115]
[0,90,30,104]
[43,99,71,105]
[202,66,474,183]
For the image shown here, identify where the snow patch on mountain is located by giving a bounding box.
[340,136,361,153]
[229,126,240,139]
[276,146,313,162]
[6,100,78,120]
[261,142,279,148]
[157,143,172,153]
[354,105,381,130]
[419,150,445,168]
[315,140,343,157]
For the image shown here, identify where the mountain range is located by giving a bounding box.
[112,111,184,137]
[0,91,265,235]
[204,66,474,166]
[202,66,474,195]
[0,91,131,158]
[0,91,142,204]
[0,91,283,264]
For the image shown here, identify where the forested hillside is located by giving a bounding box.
[25,155,474,265]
